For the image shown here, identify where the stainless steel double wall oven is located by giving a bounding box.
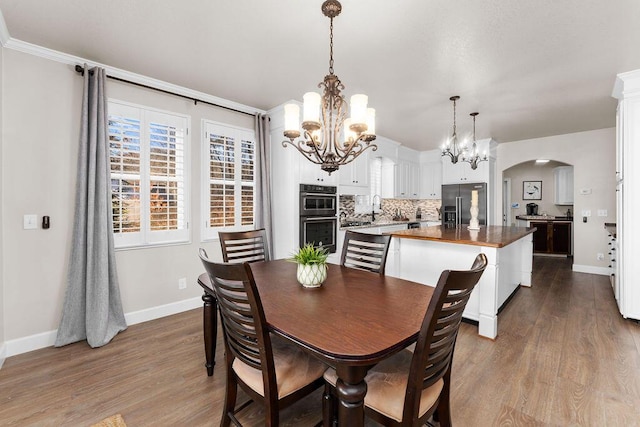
[299,184,337,253]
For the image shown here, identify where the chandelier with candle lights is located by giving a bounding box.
[282,0,377,175]
[441,95,488,170]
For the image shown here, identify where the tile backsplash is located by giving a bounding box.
[339,195,441,221]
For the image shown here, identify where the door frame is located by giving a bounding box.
[502,178,512,226]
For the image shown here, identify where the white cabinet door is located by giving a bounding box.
[420,161,442,199]
[409,163,420,198]
[300,161,338,185]
[339,152,369,187]
[465,159,488,183]
[554,166,574,204]
[442,157,488,184]
[395,161,420,198]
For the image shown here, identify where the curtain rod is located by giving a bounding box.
[74,65,257,117]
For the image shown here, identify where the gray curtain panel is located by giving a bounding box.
[254,113,273,257]
[55,65,127,348]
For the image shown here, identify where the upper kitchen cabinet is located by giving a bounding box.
[441,138,497,185]
[419,149,443,199]
[554,165,574,205]
[395,146,420,198]
[339,151,369,188]
[420,161,442,199]
[442,156,488,183]
[299,160,338,185]
[395,161,420,198]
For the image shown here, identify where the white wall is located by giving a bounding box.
[1,49,254,352]
[0,44,6,365]
[495,128,616,272]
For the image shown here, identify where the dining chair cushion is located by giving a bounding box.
[233,335,327,399]
[324,349,444,422]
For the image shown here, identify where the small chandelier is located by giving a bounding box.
[441,95,487,170]
[463,112,488,170]
[282,0,377,175]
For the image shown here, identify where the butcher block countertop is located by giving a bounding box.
[385,225,536,248]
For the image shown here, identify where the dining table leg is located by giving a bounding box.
[202,292,217,376]
[335,365,370,426]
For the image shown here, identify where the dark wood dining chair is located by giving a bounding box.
[199,229,269,376]
[340,230,392,275]
[199,250,326,426]
[219,228,270,263]
[324,253,488,427]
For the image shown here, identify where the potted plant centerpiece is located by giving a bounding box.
[289,243,329,288]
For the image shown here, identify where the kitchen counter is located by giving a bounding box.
[340,217,440,230]
[516,215,573,221]
[516,216,573,255]
[385,225,534,339]
[386,225,535,248]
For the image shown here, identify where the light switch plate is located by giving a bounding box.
[23,214,38,230]
[581,210,591,217]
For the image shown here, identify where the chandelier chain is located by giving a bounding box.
[329,17,334,75]
[453,97,457,137]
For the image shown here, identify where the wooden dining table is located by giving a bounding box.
[197,259,435,426]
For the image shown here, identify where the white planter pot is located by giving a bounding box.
[296,263,327,288]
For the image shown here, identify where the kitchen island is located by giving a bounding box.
[385,225,535,339]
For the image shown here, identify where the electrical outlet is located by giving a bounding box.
[597,209,608,217]
[581,210,591,217]
[597,253,604,261]
[178,277,187,290]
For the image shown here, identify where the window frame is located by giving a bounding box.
[108,99,191,249]
[201,120,257,241]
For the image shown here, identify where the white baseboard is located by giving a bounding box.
[4,296,202,358]
[124,297,201,325]
[572,264,611,276]
[0,342,6,369]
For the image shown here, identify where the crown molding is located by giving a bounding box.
[612,69,640,100]
[2,38,266,116]
[0,8,10,46]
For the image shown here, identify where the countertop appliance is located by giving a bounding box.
[299,184,337,253]
[526,203,539,216]
[442,183,487,227]
[407,222,421,229]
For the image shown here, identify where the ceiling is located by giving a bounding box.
[1,0,639,151]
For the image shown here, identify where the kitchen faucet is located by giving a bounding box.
[371,194,381,222]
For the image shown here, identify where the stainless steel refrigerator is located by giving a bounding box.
[441,183,487,226]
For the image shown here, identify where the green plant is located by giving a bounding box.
[288,243,329,265]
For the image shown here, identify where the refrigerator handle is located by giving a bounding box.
[456,196,462,227]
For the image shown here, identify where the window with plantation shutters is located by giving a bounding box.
[203,121,255,240]
[108,101,190,248]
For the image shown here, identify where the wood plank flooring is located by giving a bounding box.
[1,257,639,426]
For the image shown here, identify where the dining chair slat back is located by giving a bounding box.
[340,230,392,275]
[323,253,488,426]
[198,250,326,426]
[219,229,269,264]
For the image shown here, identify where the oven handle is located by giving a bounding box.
[301,192,336,197]
[302,216,337,221]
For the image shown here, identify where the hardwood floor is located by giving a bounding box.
[1,257,639,426]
